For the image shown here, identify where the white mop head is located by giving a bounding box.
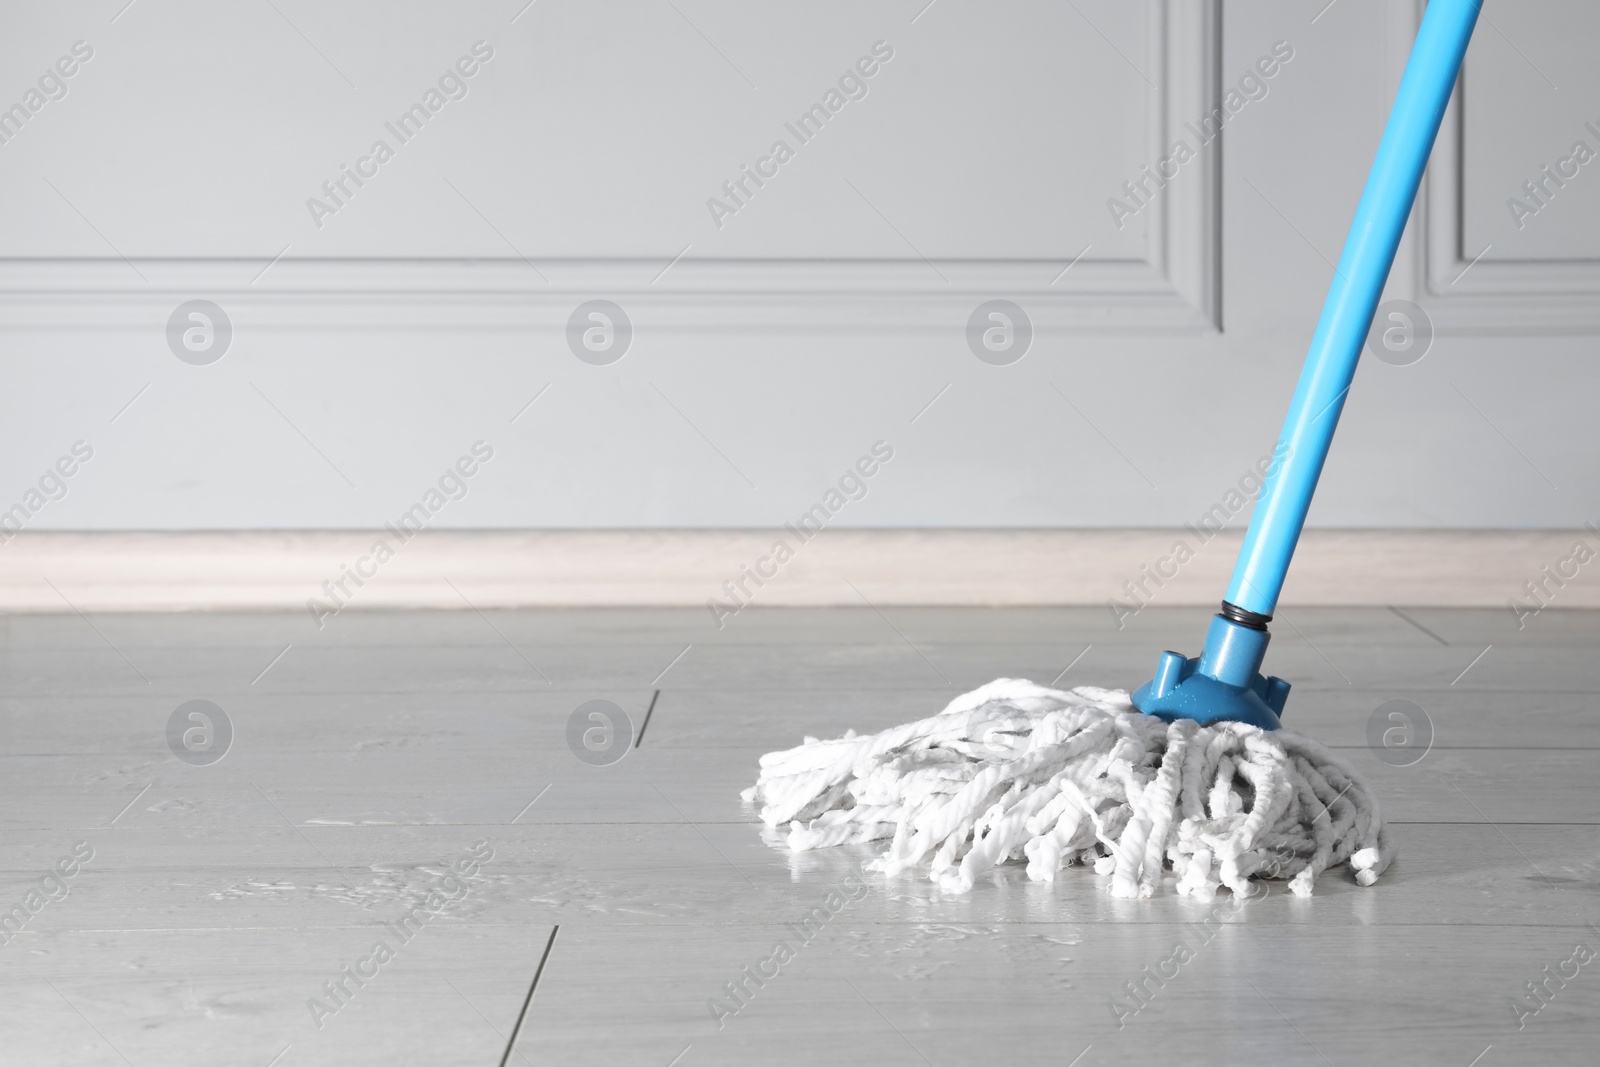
[742,678,1392,899]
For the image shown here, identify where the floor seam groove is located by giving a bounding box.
[499,924,558,1067]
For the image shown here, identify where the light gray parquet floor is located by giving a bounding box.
[2,606,1597,1066]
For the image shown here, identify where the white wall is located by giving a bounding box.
[0,0,1595,532]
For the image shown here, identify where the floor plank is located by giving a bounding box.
[1,822,1594,930]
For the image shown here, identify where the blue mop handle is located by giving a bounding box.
[1225,0,1481,617]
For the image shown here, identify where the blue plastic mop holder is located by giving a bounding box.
[1132,0,1482,731]
[1132,610,1289,731]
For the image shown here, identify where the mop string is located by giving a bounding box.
[754,680,1390,897]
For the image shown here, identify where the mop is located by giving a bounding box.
[745,0,1483,898]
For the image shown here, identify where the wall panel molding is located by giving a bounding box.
[0,1,1220,334]
[1413,0,1600,334]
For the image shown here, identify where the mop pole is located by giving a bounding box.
[1133,0,1482,729]
[1227,0,1481,615]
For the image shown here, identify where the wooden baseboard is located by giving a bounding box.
[0,529,1586,612]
